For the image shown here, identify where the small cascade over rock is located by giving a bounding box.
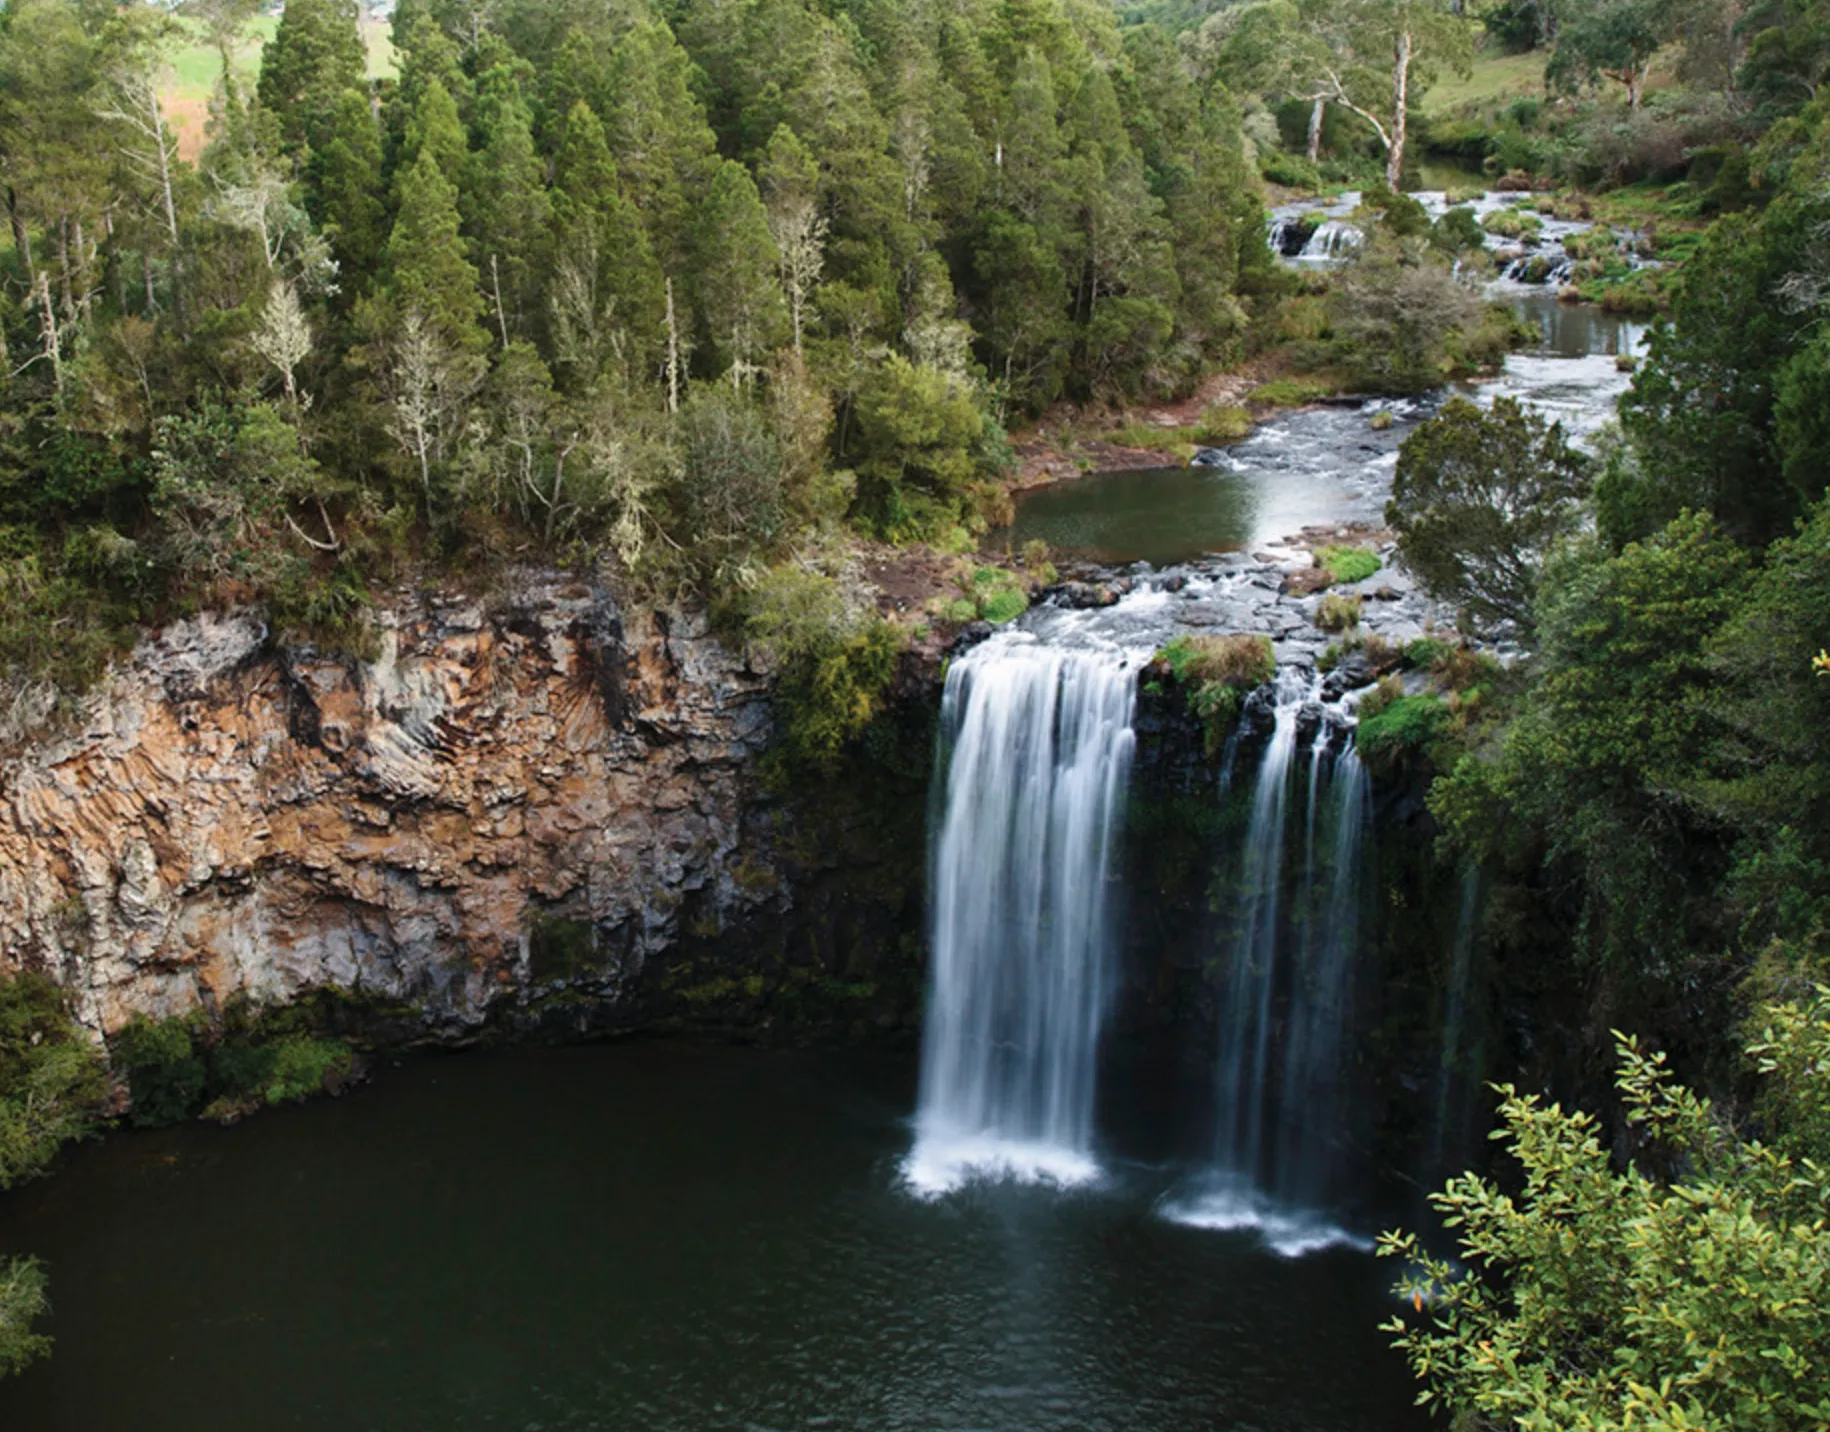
[1162,674,1372,1255]
[1296,220,1363,264]
[904,634,1142,1196]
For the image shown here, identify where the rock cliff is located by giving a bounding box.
[0,576,929,1042]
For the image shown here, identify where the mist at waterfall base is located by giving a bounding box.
[904,636,1140,1196]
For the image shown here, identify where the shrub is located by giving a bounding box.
[1316,545,1381,583]
[1316,593,1363,631]
[0,974,107,1191]
[0,1256,51,1380]
[113,1014,209,1127]
[1247,376,1338,407]
[1156,634,1275,756]
[1482,206,1542,239]
[1260,150,1324,189]
[1355,692,1446,768]
[1387,396,1591,634]
[1403,636,1456,669]
[1381,985,1830,1432]
[769,618,906,773]
[261,1035,352,1104]
[1158,633,1275,688]
[969,565,1030,624]
[1195,405,1254,444]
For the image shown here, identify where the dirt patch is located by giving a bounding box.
[1005,356,1296,492]
[861,544,968,618]
[168,96,212,164]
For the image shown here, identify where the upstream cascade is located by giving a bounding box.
[905,635,1140,1194]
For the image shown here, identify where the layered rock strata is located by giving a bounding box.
[0,577,925,1041]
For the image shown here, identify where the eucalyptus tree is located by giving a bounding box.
[1547,0,1682,109]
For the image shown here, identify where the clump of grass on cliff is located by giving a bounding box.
[1152,633,1275,756]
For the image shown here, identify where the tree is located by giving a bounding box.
[256,0,366,161]
[1387,396,1591,633]
[1548,0,1681,110]
[692,159,787,387]
[468,73,550,346]
[0,1256,50,1380]
[853,353,987,538]
[306,88,386,289]
[152,398,337,588]
[1308,0,1473,188]
[1333,232,1483,393]
[759,125,827,356]
[548,101,665,388]
[601,23,722,276]
[1381,982,1830,1432]
[384,149,486,356]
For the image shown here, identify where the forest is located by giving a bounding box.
[0,0,1828,1424]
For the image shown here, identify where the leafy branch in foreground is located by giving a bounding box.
[1379,983,1830,1432]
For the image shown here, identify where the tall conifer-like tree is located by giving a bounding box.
[470,72,550,345]
[549,101,665,387]
[306,89,387,293]
[602,23,722,276]
[693,159,787,386]
[386,150,487,357]
[257,0,366,162]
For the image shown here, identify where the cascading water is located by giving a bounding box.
[1427,868,1486,1188]
[1296,220,1363,265]
[904,635,1140,1196]
[1163,676,1372,1255]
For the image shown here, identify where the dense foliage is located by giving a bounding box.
[0,0,1282,686]
[1387,395,1591,634]
[1384,984,1830,1432]
[0,974,108,1381]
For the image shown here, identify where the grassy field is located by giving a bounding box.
[162,17,394,160]
[1422,47,1546,114]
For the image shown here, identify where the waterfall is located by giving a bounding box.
[1212,674,1304,1183]
[904,636,1140,1196]
[1163,676,1372,1255]
[1296,221,1363,264]
[1427,868,1485,1186]
[1271,740,1369,1204]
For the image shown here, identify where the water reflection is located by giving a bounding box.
[0,1041,1427,1432]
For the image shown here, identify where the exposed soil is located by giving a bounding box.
[1006,356,1310,491]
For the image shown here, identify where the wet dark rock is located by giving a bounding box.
[1321,652,1380,701]
[950,620,997,653]
[1045,580,1121,610]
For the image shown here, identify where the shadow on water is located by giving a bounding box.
[0,1040,1426,1431]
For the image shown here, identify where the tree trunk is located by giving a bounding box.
[1387,30,1413,191]
[1306,97,1325,163]
[664,277,681,414]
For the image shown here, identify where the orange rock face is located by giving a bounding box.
[0,579,796,1038]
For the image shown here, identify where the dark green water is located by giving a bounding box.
[0,1041,1425,1431]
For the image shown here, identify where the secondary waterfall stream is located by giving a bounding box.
[904,635,1141,1195]
[1163,679,1374,1255]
